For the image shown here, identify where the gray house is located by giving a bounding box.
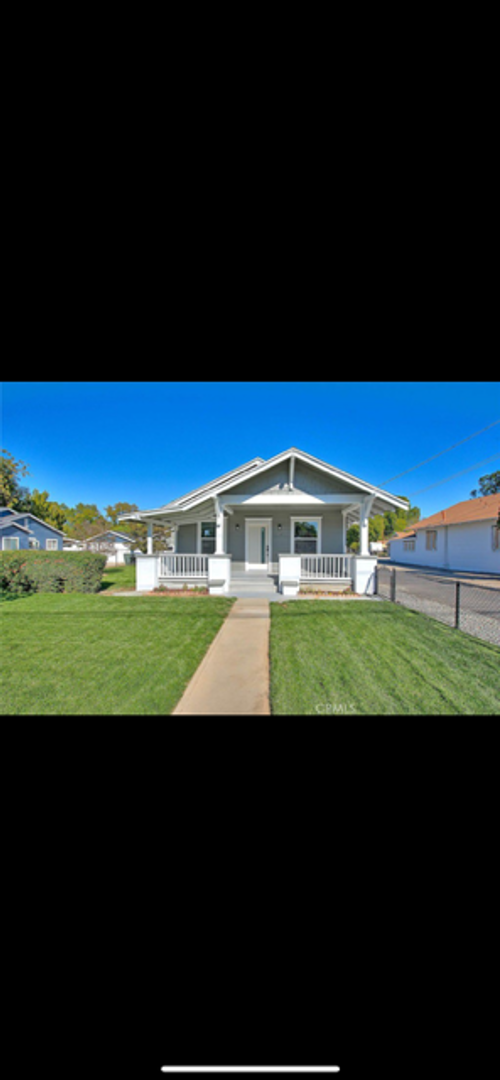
[119,447,407,596]
[0,507,65,551]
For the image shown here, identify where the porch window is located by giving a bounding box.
[200,521,216,554]
[292,519,321,555]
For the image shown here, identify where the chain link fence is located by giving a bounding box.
[375,565,500,646]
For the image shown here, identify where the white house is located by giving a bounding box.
[387,494,500,574]
[83,530,135,565]
[118,447,408,595]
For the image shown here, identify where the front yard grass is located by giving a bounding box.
[1,592,234,714]
[269,600,500,714]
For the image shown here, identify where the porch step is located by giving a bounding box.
[229,573,279,598]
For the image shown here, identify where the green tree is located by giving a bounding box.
[0,449,30,507]
[104,502,139,526]
[470,471,500,498]
[346,524,359,551]
[64,503,108,541]
[383,497,420,537]
[23,489,67,531]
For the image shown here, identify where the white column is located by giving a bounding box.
[214,497,225,554]
[359,497,374,556]
[147,522,153,554]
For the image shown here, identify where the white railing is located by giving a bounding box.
[159,554,209,579]
[300,554,352,580]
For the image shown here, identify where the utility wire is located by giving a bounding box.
[379,419,500,486]
[407,453,500,497]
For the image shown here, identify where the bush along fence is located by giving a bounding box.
[0,550,108,597]
[375,565,500,647]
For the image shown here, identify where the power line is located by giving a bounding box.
[379,419,500,486]
[407,453,500,497]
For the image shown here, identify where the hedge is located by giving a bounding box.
[0,550,108,597]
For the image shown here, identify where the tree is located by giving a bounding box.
[470,471,500,498]
[104,502,139,526]
[0,449,30,507]
[383,497,420,537]
[22,488,67,531]
[63,503,108,541]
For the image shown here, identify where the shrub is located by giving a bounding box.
[0,550,107,597]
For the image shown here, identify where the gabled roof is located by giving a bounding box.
[85,530,134,543]
[0,511,65,535]
[119,455,266,521]
[119,448,408,522]
[389,494,499,541]
[0,518,31,534]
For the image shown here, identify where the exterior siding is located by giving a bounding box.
[389,520,500,574]
[12,516,63,550]
[1,522,30,549]
[176,523,197,553]
[227,459,363,499]
[227,462,290,496]
[293,460,360,497]
[224,508,344,563]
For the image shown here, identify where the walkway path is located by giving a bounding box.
[173,598,271,715]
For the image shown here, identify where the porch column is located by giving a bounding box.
[359,497,374,556]
[147,521,153,555]
[214,497,225,554]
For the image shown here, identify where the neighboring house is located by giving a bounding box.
[62,536,85,551]
[118,446,407,594]
[83,530,135,564]
[387,494,500,574]
[0,507,65,551]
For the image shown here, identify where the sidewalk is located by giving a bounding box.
[173,598,270,715]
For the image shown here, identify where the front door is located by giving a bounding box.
[246,521,270,570]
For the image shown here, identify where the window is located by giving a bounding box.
[29,538,40,548]
[291,518,321,555]
[46,539,58,550]
[426,530,437,551]
[200,521,216,554]
[493,526,500,551]
[404,539,415,551]
[2,536,19,550]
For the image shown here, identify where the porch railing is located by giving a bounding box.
[159,554,209,579]
[300,554,352,580]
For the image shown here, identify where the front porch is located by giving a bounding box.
[135,550,366,597]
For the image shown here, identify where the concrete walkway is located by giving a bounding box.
[173,598,271,715]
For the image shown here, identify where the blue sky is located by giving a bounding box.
[1,381,499,519]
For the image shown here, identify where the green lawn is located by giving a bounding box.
[1,591,234,714]
[269,600,500,714]
[100,562,136,592]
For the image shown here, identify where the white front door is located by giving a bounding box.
[246,520,271,570]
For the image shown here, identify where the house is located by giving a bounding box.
[0,507,65,551]
[387,494,500,574]
[82,530,135,565]
[118,447,408,595]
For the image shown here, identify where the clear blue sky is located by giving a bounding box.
[1,381,499,520]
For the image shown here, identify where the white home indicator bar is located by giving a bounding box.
[161,1069,340,1074]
